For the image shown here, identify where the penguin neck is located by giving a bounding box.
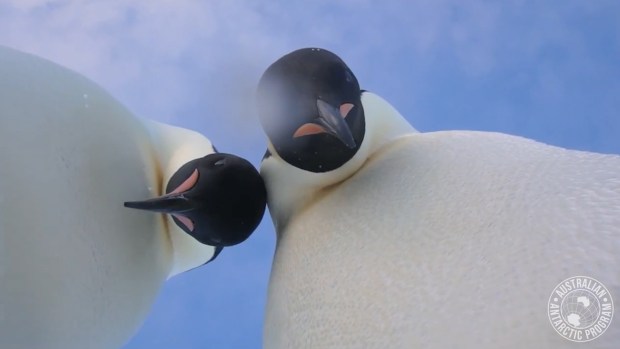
[143,120,219,278]
[262,91,417,232]
[360,91,417,153]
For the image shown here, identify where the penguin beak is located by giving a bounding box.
[315,99,356,149]
[124,193,195,214]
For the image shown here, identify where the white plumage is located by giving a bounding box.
[0,46,227,348]
[262,90,620,348]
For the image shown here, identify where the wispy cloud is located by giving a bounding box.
[1,1,284,127]
[2,1,618,154]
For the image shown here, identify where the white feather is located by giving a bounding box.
[0,45,215,348]
[262,92,620,348]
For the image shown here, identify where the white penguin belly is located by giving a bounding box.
[265,131,620,349]
[0,46,170,348]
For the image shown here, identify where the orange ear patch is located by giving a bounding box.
[169,169,199,195]
[293,123,328,138]
[173,214,195,232]
[340,103,354,118]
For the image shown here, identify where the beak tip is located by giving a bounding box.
[339,137,356,149]
[123,201,139,209]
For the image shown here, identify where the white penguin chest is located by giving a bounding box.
[0,46,171,349]
[264,132,620,349]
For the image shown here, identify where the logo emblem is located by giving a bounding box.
[548,276,614,342]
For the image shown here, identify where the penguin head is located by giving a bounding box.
[125,152,267,248]
[257,48,366,173]
[257,48,415,228]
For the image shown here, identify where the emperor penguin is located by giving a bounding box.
[256,48,620,348]
[0,46,266,349]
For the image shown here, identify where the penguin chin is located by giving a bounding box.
[261,139,371,229]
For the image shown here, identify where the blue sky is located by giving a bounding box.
[1,1,619,348]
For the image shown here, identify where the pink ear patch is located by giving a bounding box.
[172,214,195,231]
[340,103,354,118]
[170,169,199,195]
[293,123,328,138]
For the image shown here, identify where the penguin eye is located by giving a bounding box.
[214,159,227,167]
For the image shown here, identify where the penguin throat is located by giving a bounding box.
[262,140,368,230]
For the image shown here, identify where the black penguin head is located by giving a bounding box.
[124,153,267,247]
[257,48,365,172]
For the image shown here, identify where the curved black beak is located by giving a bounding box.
[315,99,356,149]
[124,193,195,214]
